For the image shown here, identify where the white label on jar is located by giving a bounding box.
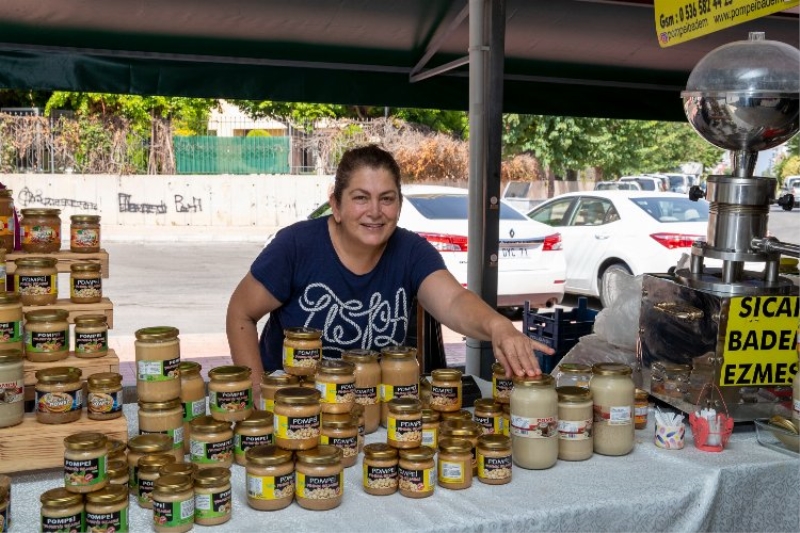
[380,383,418,402]
[635,406,649,417]
[0,379,23,404]
[183,398,207,422]
[608,406,632,425]
[422,427,438,447]
[510,415,558,438]
[137,357,180,382]
[558,418,592,440]
[316,381,356,404]
[296,472,342,499]
[247,472,295,500]
[438,460,465,483]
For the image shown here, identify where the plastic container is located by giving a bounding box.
[523,297,597,374]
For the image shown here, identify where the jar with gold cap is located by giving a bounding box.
[387,397,423,449]
[282,327,322,377]
[107,459,129,487]
[430,368,462,412]
[342,349,380,433]
[20,208,61,253]
[314,359,356,414]
[40,487,84,533]
[152,473,195,533]
[476,434,512,485]
[473,398,503,435]
[295,445,344,511]
[380,346,419,426]
[87,372,123,420]
[70,263,102,304]
[437,437,473,490]
[320,418,359,468]
[126,434,174,494]
[70,214,101,253]
[107,438,127,463]
[556,386,593,461]
[590,362,635,456]
[510,374,558,470]
[234,410,274,466]
[501,404,510,436]
[135,326,181,403]
[273,387,321,450]
[160,462,198,479]
[421,409,440,449]
[555,363,592,389]
[14,256,58,305]
[137,453,176,509]
[492,362,513,404]
[74,314,109,358]
[634,388,650,430]
[245,445,295,511]
[179,361,206,453]
[24,308,69,362]
[362,443,398,496]
[439,418,483,474]
[194,466,232,526]
[138,398,185,460]
[398,446,435,499]
[85,484,128,533]
[0,292,23,353]
[0,349,24,428]
[35,366,83,424]
[208,364,253,422]
[260,372,299,412]
[0,189,15,253]
[63,432,109,494]
[440,409,473,425]
[189,415,233,469]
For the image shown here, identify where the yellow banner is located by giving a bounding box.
[655,0,799,47]
[720,296,799,387]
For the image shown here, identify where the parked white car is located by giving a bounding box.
[619,176,666,192]
[594,181,641,191]
[527,191,709,307]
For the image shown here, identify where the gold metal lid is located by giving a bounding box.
[274,386,321,405]
[14,256,57,268]
[440,409,473,422]
[40,487,83,507]
[380,345,417,359]
[477,433,511,450]
[512,374,556,388]
[321,418,356,431]
[35,366,82,383]
[316,359,355,375]
[25,308,69,323]
[440,419,482,438]
[70,215,101,223]
[398,446,435,461]
[635,388,649,400]
[107,438,127,457]
[421,408,440,423]
[74,314,108,326]
[208,365,252,382]
[64,432,108,451]
[283,327,322,340]
[492,362,505,374]
[190,415,232,433]
[160,462,198,477]
[193,466,231,487]
[135,326,180,341]
[261,372,299,386]
[0,189,11,198]
[127,433,173,453]
[0,291,20,305]
[85,484,127,505]
[431,368,462,381]
[138,398,182,411]
[341,349,379,363]
[473,398,503,413]
[556,386,592,402]
[88,372,122,388]
[245,444,293,466]
[0,349,22,364]
[387,397,422,414]
[106,459,128,478]
[362,443,398,460]
[295,445,342,466]
[21,208,60,216]
[437,437,473,454]
[70,262,101,272]
[591,363,633,376]
[138,453,176,472]
[153,473,193,493]
[558,363,593,374]
[236,410,274,428]
[179,361,202,376]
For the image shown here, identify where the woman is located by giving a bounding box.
[226,144,552,392]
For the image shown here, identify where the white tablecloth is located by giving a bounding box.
[8,398,799,533]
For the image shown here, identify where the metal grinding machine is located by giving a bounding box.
[639,32,800,421]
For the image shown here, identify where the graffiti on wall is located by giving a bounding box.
[118,193,168,214]
[174,195,203,213]
[16,187,98,210]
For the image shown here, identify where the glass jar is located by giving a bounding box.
[189,415,234,469]
[439,409,473,424]
[70,215,101,253]
[419,376,432,409]
[87,372,123,420]
[510,374,558,470]
[234,410,274,466]
[0,189,15,253]
[635,388,650,430]
[245,445,295,511]
[320,418,359,468]
[14,257,58,306]
[152,473,195,533]
[137,453,176,508]
[138,398,185,460]
[35,366,83,424]
[208,365,253,422]
[556,386,594,461]
[259,372,299,412]
[351,403,365,452]
[379,346,419,426]
[20,208,61,253]
[0,292,23,353]
[85,484,128,533]
[492,361,513,404]
[160,462,198,479]
[0,350,23,428]
[437,437,473,490]
[273,387,321,450]
[476,434,512,485]
[398,446,435,499]
[651,362,692,400]
[282,327,322,377]
[430,368,463,413]
[473,398,503,435]
[70,263,102,304]
[590,362,635,456]
[362,443,398,496]
[387,397,423,449]
[24,308,69,362]
[314,359,356,414]
[439,419,482,474]
[74,314,109,358]
[295,445,344,511]
[40,487,84,533]
[0,484,7,533]
[502,404,510,436]
[63,432,109,493]
[126,434,174,494]
[421,409,440,449]
[555,363,593,389]
[107,438,127,463]
[342,349,380,433]
[194,467,232,526]
[135,326,181,402]
[107,459,129,487]
[179,361,206,453]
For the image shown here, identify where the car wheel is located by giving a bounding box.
[498,306,522,321]
[599,263,632,308]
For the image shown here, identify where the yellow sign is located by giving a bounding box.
[721,296,799,387]
[655,0,799,47]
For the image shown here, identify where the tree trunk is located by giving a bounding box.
[566,169,578,181]
[593,166,604,183]
[546,167,556,198]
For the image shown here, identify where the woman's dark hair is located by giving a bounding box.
[332,144,402,204]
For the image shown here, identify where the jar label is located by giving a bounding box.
[153,498,194,528]
[71,276,102,299]
[64,455,107,487]
[247,472,295,500]
[42,511,83,533]
[793,399,800,416]
[88,390,123,415]
[364,463,398,490]
[320,435,358,458]
[139,477,156,505]
[634,405,649,425]
[195,487,231,520]
[296,471,342,500]
[398,466,434,493]
[315,381,356,404]
[0,320,22,344]
[141,427,184,449]
[261,398,275,412]
[510,415,558,438]
[25,329,68,353]
[0,215,12,236]
[594,405,632,425]
[16,274,57,296]
[430,385,461,410]
[36,389,82,413]
[22,224,59,245]
[283,346,320,366]
[235,432,274,456]
[87,507,127,533]
[354,386,378,405]
[71,227,100,248]
[75,331,108,354]
[183,398,207,422]
[474,414,502,435]
[380,383,418,402]
[493,376,513,401]
[0,379,23,404]
[438,460,466,483]
[388,417,422,444]
[422,427,438,448]
[137,357,180,382]
[558,418,593,440]
[190,437,233,464]
[210,388,253,414]
[275,413,320,440]
[477,453,512,481]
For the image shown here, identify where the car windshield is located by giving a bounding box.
[629,197,709,222]
[405,194,527,220]
[668,176,685,188]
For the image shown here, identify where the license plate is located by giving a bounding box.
[500,246,531,259]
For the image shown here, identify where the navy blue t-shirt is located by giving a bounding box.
[251,216,446,371]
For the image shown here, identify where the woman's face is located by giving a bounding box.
[331,165,401,249]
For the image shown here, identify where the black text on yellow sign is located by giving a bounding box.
[721,296,799,387]
[654,0,799,48]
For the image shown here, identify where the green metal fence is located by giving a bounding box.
[173,136,290,174]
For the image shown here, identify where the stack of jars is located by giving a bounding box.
[31,366,123,425]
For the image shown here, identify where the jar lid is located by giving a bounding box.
[635,388,650,400]
[295,444,342,466]
[320,411,352,425]
[431,368,462,381]
[193,466,231,487]
[380,345,417,360]
[438,437,473,454]
[245,444,293,466]
[154,473,193,493]
[15,256,57,268]
[138,398,182,411]
[236,410,274,428]
[316,359,355,375]
[135,326,180,341]
[440,409,473,422]
[74,314,108,326]
[190,415,232,433]
[440,419,482,438]
[106,459,128,478]
[138,453,176,472]
[0,291,20,305]
[556,386,592,402]
[274,386,321,405]
[558,363,593,374]
[25,308,69,323]
[208,365,252,382]
[21,208,60,216]
[0,349,22,365]
[64,432,108,451]
[85,485,128,505]
[40,487,83,507]
[653,361,692,372]
[0,189,11,198]
[363,443,398,460]
[283,327,322,340]
[491,361,505,374]
[70,262,101,272]
[71,214,101,223]
[88,372,122,388]
[387,397,422,414]
[477,433,511,450]
[161,462,198,477]
[512,374,555,388]
[421,408,440,423]
[321,418,356,431]
[591,363,633,376]
[341,349,379,363]
[261,372,299,386]
[398,446,435,461]
[107,438,127,457]
[35,366,82,383]
[473,398,502,412]
[127,433,173,453]
[179,361,202,376]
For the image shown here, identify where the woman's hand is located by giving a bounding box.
[489,320,554,378]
